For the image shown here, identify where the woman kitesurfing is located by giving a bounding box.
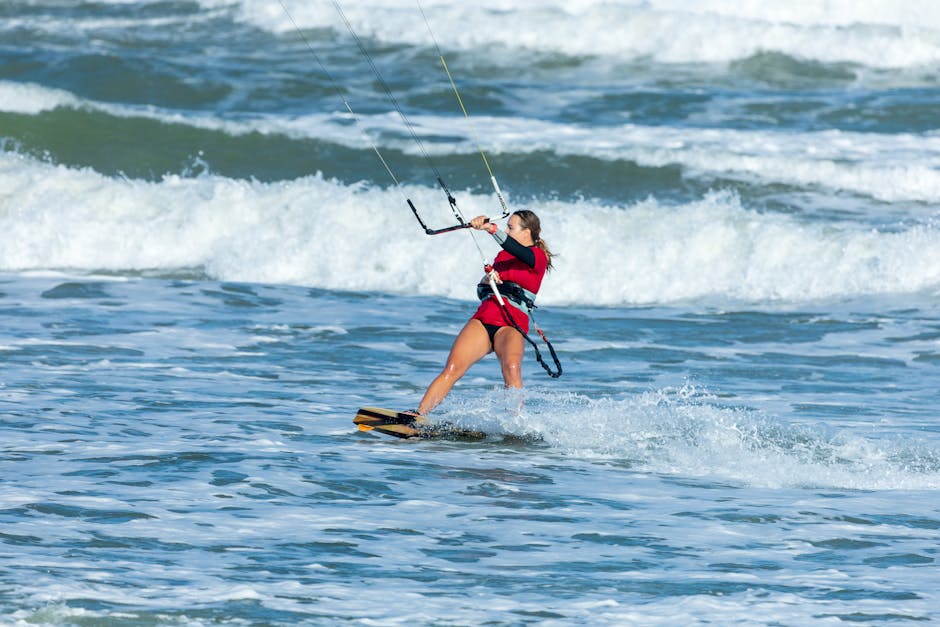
[415,210,555,416]
[277,0,562,433]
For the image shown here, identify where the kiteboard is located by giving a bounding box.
[354,406,486,440]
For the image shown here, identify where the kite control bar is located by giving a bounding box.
[407,177,509,236]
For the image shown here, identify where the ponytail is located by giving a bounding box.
[514,209,555,271]
[535,238,554,271]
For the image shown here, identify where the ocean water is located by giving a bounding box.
[2,0,940,624]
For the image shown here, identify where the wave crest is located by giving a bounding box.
[2,155,939,305]
[234,0,940,70]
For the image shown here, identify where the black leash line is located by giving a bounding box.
[416,0,510,221]
[488,278,562,378]
[275,0,403,190]
[276,0,464,231]
[330,1,472,233]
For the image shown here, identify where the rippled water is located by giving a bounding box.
[2,274,938,623]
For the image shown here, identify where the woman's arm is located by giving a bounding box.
[468,215,536,267]
[490,230,536,267]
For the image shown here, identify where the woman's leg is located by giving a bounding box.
[417,319,492,415]
[493,326,526,388]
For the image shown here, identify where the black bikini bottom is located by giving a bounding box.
[481,322,503,346]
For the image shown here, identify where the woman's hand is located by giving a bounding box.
[478,269,502,285]
[469,215,490,230]
[470,215,499,234]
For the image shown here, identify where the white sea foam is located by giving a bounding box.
[412,115,940,204]
[18,0,935,71]
[10,0,935,71]
[0,3,223,36]
[229,0,940,69]
[2,152,940,305]
[0,82,80,115]
[462,388,940,490]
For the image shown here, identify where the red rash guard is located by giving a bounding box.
[472,243,548,334]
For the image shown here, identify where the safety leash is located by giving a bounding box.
[485,265,562,378]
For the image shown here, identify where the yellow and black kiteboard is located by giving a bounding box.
[354,407,486,440]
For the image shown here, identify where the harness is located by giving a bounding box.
[477,279,562,378]
[476,281,536,317]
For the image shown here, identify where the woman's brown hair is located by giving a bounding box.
[514,209,554,270]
